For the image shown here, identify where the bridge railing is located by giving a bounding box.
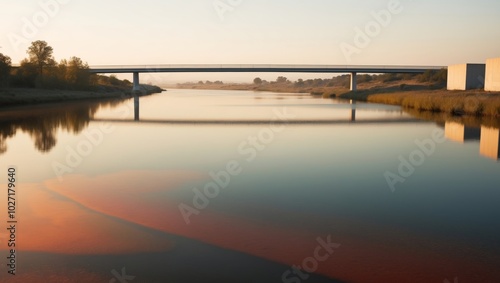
[10,64,446,70]
[87,64,445,70]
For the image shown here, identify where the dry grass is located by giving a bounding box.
[176,80,500,118]
[340,90,500,117]
[176,83,350,97]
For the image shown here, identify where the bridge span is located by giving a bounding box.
[87,64,445,91]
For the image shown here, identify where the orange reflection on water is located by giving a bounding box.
[45,170,205,233]
[0,269,107,283]
[43,171,500,283]
[0,183,173,255]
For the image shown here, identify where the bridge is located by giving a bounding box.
[87,64,446,91]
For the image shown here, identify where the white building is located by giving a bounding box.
[447,64,485,90]
[485,57,500,91]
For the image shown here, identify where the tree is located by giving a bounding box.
[295,78,306,87]
[313,78,324,87]
[109,75,121,86]
[66,56,90,87]
[432,69,447,84]
[357,74,373,84]
[253,77,262,85]
[27,40,55,78]
[0,53,12,87]
[276,76,288,84]
[57,59,68,82]
[11,59,38,87]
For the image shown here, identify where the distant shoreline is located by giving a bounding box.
[0,85,164,108]
[175,82,500,118]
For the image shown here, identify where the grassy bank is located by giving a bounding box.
[175,82,352,97]
[339,89,500,117]
[0,84,164,108]
[177,80,500,117]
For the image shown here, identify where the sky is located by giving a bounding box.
[1,0,500,83]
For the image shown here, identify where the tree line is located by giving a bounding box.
[0,40,130,90]
[252,70,447,88]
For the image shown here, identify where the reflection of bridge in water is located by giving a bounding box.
[445,122,500,161]
[90,97,420,125]
[95,100,500,161]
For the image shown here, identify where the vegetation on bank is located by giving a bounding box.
[0,87,163,107]
[0,41,163,107]
[177,71,449,100]
[340,90,500,117]
[178,69,500,117]
[178,69,448,94]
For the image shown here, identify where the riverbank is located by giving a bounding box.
[0,84,165,108]
[176,81,500,117]
[175,77,440,96]
[339,89,500,117]
[175,82,348,96]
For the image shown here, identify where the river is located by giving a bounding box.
[0,89,499,283]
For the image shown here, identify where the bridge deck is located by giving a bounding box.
[87,64,445,74]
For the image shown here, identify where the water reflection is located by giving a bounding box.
[444,122,500,161]
[406,107,500,129]
[350,100,356,121]
[404,108,499,161]
[98,96,418,125]
[481,127,500,160]
[0,99,126,154]
[444,122,481,143]
[134,96,140,121]
[1,90,500,282]
[1,95,499,163]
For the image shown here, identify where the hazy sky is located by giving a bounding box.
[1,0,500,83]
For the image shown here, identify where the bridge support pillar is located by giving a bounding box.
[350,72,357,91]
[133,72,141,92]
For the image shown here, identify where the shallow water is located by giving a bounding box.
[0,89,499,283]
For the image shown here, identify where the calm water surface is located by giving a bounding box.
[0,89,499,283]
